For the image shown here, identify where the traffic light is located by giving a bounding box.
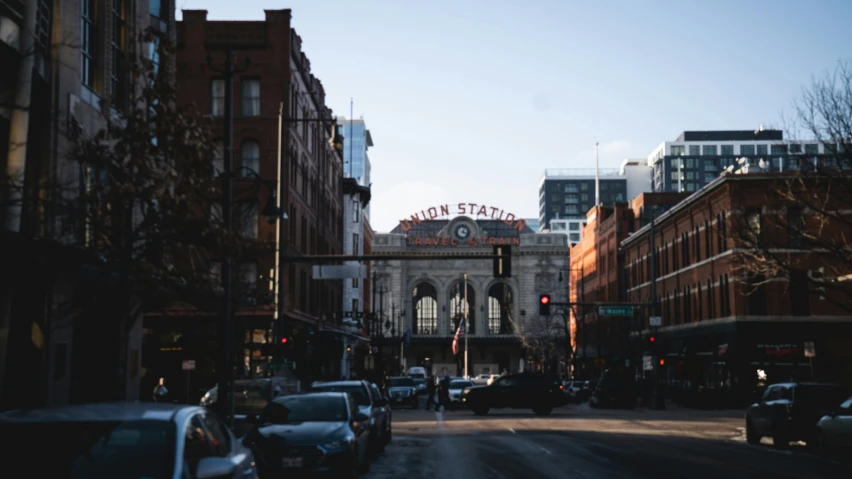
[539,294,551,315]
[276,336,291,358]
[280,337,288,345]
[493,245,512,278]
[659,358,665,366]
[649,335,655,343]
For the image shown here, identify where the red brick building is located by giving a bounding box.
[621,173,852,406]
[143,9,346,389]
[570,193,687,379]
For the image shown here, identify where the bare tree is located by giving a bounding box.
[510,310,567,374]
[733,59,852,313]
[2,28,265,401]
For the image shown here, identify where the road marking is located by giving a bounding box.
[538,446,553,456]
[434,410,445,429]
[508,428,516,434]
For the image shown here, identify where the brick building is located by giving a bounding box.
[621,173,852,406]
[569,193,687,379]
[144,9,346,390]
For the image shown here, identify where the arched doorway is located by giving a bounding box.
[412,283,438,335]
[487,282,515,335]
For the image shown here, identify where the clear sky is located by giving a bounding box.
[177,0,852,232]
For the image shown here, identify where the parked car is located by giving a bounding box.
[242,392,371,477]
[387,376,419,408]
[815,396,852,454]
[462,372,566,415]
[745,382,846,448]
[0,402,257,479]
[310,380,392,456]
[408,367,428,395]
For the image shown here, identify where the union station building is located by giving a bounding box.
[371,207,569,377]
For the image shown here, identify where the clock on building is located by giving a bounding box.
[454,224,472,241]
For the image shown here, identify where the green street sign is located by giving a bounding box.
[599,306,634,316]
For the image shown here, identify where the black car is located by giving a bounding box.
[462,372,566,415]
[310,380,392,456]
[745,382,846,448]
[242,392,371,478]
[387,377,419,408]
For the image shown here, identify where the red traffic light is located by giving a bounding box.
[280,337,288,344]
[540,295,550,305]
[649,336,655,343]
[659,358,665,366]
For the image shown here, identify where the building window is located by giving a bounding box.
[745,208,762,246]
[721,145,734,155]
[790,270,809,316]
[450,282,475,334]
[487,283,514,335]
[110,0,127,104]
[239,262,258,291]
[212,140,223,176]
[412,283,438,335]
[756,145,768,155]
[238,202,258,239]
[747,274,767,315]
[82,0,98,89]
[702,145,717,156]
[704,173,716,183]
[565,194,579,203]
[689,145,700,156]
[240,140,260,175]
[211,79,225,116]
[568,223,579,231]
[740,145,755,155]
[569,233,580,242]
[352,233,359,256]
[703,159,716,171]
[551,194,561,201]
[564,184,578,193]
[805,144,819,154]
[789,143,802,153]
[771,145,788,155]
[353,200,360,223]
[787,207,804,248]
[671,145,685,156]
[241,78,260,116]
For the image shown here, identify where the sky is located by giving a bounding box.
[177,0,852,233]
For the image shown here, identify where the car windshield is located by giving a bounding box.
[450,380,473,389]
[0,420,174,478]
[311,384,371,406]
[259,395,348,423]
[409,373,426,379]
[390,377,415,387]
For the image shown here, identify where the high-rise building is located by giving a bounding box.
[338,118,373,218]
[524,218,540,232]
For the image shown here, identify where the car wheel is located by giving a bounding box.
[745,418,760,445]
[472,407,489,415]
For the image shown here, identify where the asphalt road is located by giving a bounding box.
[364,402,849,479]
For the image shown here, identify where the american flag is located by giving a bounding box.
[452,321,465,355]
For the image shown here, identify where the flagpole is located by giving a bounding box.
[595,142,600,206]
[463,273,469,379]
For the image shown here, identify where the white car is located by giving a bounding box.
[448,379,475,405]
[472,374,492,386]
[815,396,852,453]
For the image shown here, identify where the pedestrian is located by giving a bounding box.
[438,375,451,412]
[426,376,437,410]
[152,378,169,403]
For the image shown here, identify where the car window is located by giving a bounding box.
[370,384,382,401]
[762,386,777,401]
[183,415,215,477]
[311,384,371,406]
[496,377,517,387]
[779,387,793,401]
[260,395,349,423]
[201,413,231,456]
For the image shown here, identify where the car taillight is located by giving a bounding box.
[559,385,564,390]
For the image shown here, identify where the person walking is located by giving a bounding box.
[438,375,451,412]
[426,376,437,410]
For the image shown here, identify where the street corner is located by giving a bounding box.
[364,436,436,479]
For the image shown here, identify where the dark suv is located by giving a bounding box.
[462,372,566,415]
[745,382,846,448]
[310,380,392,456]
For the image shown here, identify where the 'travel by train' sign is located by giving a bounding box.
[399,203,527,232]
[399,203,527,248]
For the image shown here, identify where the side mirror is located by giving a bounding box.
[195,457,236,479]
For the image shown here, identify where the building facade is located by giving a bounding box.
[162,9,346,387]
[539,168,626,233]
[1,0,175,409]
[621,173,852,406]
[372,211,569,377]
[341,177,372,378]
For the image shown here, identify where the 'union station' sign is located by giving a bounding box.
[399,203,527,248]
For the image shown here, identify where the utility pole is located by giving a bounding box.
[208,49,249,426]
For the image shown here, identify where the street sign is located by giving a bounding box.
[181,360,196,371]
[804,341,816,358]
[599,306,634,316]
[312,264,367,279]
[643,356,653,371]
[649,316,662,327]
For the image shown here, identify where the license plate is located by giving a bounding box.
[282,457,303,468]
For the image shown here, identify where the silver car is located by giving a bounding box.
[0,402,258,479]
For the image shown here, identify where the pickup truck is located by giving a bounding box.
[462,372,566,415]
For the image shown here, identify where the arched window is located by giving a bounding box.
[487,283,514,334]
[212,140,223,176]
[412,283,438,335]
[449,282,475,335]
[241,140,260,176]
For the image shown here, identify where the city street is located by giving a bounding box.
[364,403,849,479]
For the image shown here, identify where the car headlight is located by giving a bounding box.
[463,389,471,394]
[321,439,349,450]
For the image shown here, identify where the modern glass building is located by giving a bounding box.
[338,118,373,219]
[538,169,627,232]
